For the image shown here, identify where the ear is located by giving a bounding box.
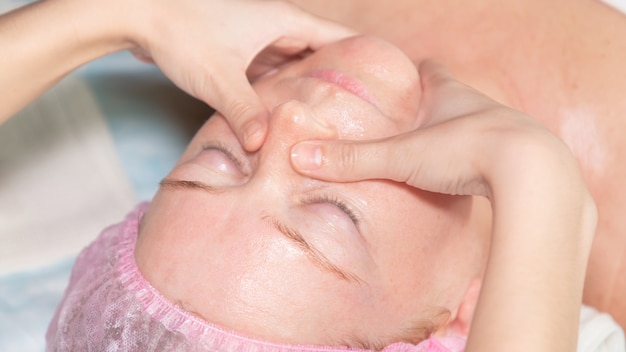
[444,278,482,336]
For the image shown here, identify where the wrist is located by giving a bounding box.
[488,126,595,251]
[56,0,136,53]
[472,127,596,351]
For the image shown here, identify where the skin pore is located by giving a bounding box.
[286,0,626,328]
[135,36,488,348]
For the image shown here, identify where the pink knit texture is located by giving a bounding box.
[46,204,465,352]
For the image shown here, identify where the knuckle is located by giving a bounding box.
[385,139,413,183]
[204,73,260,124]
[225,99,257,124]
[336,143,363,176]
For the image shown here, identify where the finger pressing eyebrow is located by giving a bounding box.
[264,215,365,285]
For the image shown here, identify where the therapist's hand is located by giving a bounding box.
[130,0,355,151]
[289,61,554,196]
[290,61,584,199]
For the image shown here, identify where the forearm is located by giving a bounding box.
[466,135,597,351]
[0,0,135,123]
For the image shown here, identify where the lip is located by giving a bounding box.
[307,69,380,109]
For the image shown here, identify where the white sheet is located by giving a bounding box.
[579,305,626,352]
[602,0,626,13]
[0,75,136,275]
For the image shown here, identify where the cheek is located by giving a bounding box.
[386,80,422,128]
[308,96,402,140]
[254,78,290,112]
[364,187,471,309]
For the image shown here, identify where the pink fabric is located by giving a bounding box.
[46,204,466,352]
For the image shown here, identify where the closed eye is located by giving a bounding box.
[303,194,360,227]
[200,142,247,176]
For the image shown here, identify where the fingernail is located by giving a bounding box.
[291,143,323,170]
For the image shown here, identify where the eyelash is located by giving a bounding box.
[201,143,359,227]
[305,194,360,226]
[202,142,245,173]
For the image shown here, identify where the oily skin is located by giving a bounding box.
[136,36,486,347]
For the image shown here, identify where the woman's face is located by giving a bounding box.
[136,36,483,348]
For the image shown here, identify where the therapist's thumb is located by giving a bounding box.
[202,71,269,152]
[290,138,410,183]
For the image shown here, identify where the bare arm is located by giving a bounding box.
[0,0,353,150]
[0,0,131,122]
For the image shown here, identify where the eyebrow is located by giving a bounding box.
[160,179,219,193]
[264,215,364,285]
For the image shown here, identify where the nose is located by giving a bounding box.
[260,100,337,163]
[246,100,337,194]
[269,100,338,143]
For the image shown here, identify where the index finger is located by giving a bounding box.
[200,67,270,151]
